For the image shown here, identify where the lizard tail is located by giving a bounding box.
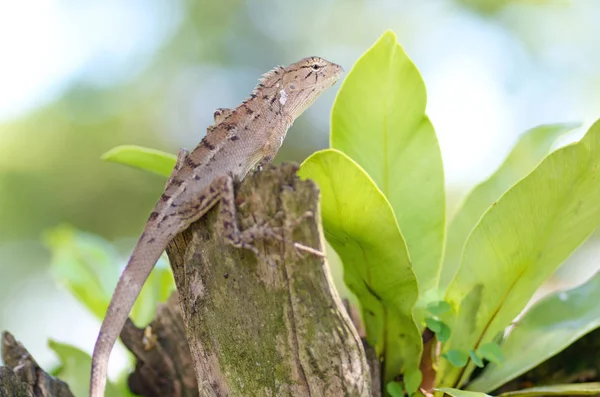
[89,231,169,397]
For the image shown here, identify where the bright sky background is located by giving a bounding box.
[0,0,177,120]
[2,0,599,190]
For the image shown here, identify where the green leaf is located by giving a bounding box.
[442,349,469,368]
[441,123,578,288]
[437,388,491,397]
[44,225,121,320]
[476,342,503,365]
[44,225,175,325]
[468,271,600,392]
[498,383,600,397]
[405,369,423,395]
[102,145,176,177]
[387,381,405,397]
[331,30,445,295]
[468,350,484,368]
[439,119,600,387]
[425,316,442,333]
[437,322,451,343]
[49,340,128,397]
[298,148,421,382]
[427,300,452,316]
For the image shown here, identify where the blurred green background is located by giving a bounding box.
[1,0,600,378]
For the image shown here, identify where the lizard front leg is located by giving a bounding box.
[166,148,189,187]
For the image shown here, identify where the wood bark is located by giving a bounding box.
[164,163,371,397]
[1,331,74,397]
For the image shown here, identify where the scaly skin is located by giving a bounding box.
[89,56,344,397]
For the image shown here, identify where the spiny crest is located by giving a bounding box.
[252,65,284,95]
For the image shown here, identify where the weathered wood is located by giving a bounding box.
[1,331,74,397]
[166,163,372,397]
[121,293,198,397]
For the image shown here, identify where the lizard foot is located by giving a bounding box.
[242,210,324,257]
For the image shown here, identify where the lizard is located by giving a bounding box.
[89,56,344,397]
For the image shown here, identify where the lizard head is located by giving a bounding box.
[280,56,344,118]
[270,56,344,119]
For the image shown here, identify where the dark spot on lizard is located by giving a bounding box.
[194,174,201,180]
[171,179,184,186]
[223,221,233,230]
[270,96,277,106]
[209,186,215,194]
[185,157,198,167]
[245,107,253,115]
[147,237,155,244]
[262,94,269,100]
[222,199,230,207]
[304,71,314,79]
[161,194,171,201]
[223,122,235,131]
[229,135,239,142]
[148,212,159,221]
[202,140,216,150]
[249,93,257,99]
[224,273,229,279]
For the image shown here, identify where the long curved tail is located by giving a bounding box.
[89,231,169,397]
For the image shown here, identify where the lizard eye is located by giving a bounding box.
[312,64,320,70]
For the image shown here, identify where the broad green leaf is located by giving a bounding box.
[442,350,469,368]
[405,369,423,395]
[439,384,600,397]
[425,317,442,333]
[45,225,121,319]
[439,119,600,387]
[437,321,451,343]
[102,145,176,177]
[498,383,600,397]
[49,340,130,397]
[44,225,174,325]
[468,350,484,368]
[298,148,421,382]
[437,388,491,397]
[427,300,452,316]
[476,342,503,365]
[468,271,600,392]
[441,123,578,289]
[331,30,445,295]
[387,381,405,397]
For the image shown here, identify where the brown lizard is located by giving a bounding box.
[90,56,343,397]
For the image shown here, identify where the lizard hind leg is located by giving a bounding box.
[211,174,261,255]
[213,175,324,258]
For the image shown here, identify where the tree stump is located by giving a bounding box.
[164,163,371,397]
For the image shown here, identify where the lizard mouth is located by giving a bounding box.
[332,63,345,80]
[327,63,345,87]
